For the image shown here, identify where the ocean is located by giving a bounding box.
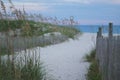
[75,25,120,34]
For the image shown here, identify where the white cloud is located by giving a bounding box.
[64,0,93,4]
[63,0,120,4]
[4,2,50,12]
[15,3,49,11]
[111,0,120,4]
[5,0,120,5]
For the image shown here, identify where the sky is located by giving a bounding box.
[4,0,120,25]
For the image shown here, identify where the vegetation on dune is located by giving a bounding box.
[0,58,46,80]
[86,49,102,80]
[85,49,96,62]
[0,0,80,80]
[0,20,23,31]
[0,47,9,55]
[87,60,101,80]
[0,0,46,80]
[0,19,80,37]
[57,26,80,38]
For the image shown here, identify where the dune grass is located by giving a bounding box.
[0,1,47,80]
[0,57,46,80]
[0,0,80,80]
[56,26,80,38]
[0,19,80,38]
[85,49,96,62]
[86,49,102,80]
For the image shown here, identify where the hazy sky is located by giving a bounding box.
[5,0,120,25]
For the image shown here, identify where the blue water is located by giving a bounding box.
[75,25,120,34]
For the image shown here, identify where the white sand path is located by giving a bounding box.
[40,33,96,80]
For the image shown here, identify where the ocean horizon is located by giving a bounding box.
[74,25,120,34]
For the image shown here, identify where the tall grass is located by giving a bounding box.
[0,0,46,80]
[0,0,80,80]
[0,57,46,80]
[0,41,46,80]
[86,49,102,80]
[57,26,80,38]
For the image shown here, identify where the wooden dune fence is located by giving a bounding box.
[96,23,120,80]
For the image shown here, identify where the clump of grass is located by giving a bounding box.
[86,49,96,62]
[55,26,80,38]
[0,47,9,55]
[0,20,24,32]
[86,49,102,80]
[87,60,101,80]
[0,57,46,80]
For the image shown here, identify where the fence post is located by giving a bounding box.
[97,27,102,38]
[97,32,99,38]
[109,23,113,37]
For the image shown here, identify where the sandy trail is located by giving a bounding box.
[40,33,96,80]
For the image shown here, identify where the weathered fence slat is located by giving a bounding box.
[96,23,120,80]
